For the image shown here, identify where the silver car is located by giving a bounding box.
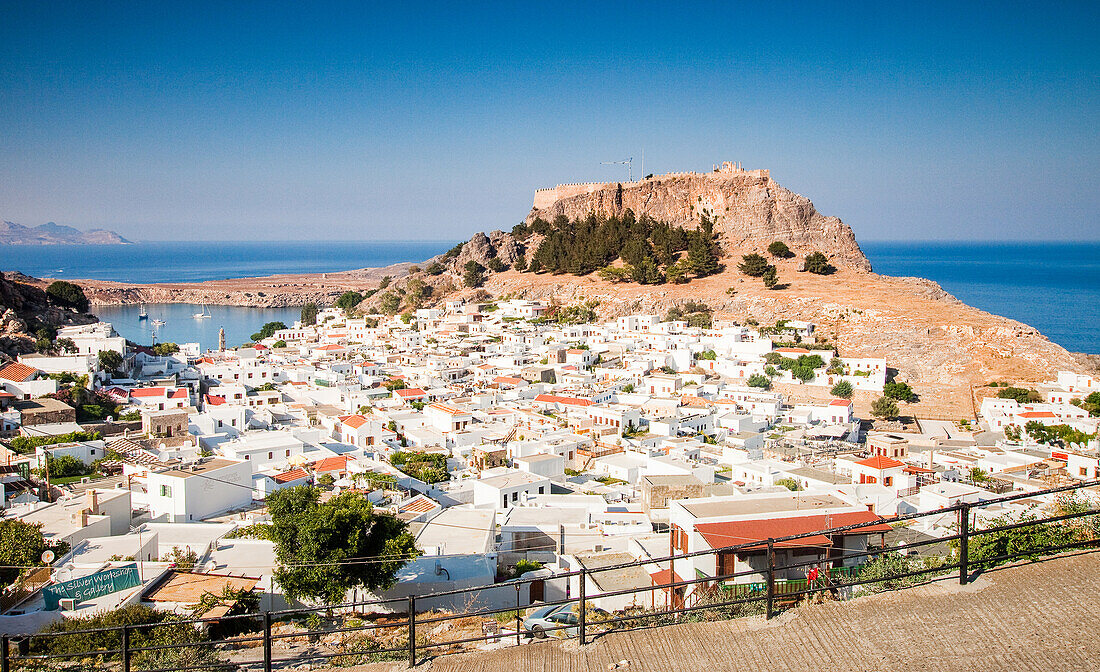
[522,604,614,639]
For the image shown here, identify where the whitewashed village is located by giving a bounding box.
[0,298,1098,653]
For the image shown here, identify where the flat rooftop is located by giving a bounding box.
[158,458,242,479]
[678,492,850,519]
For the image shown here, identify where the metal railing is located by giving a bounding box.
[3,478,1099,671]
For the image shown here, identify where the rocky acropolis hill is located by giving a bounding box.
[528,162,872,271]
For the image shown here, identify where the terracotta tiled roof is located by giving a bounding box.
[400,495,438,514]
[428,403,467,415]
[534,394,593,407]
[855,455,906,470]
[695,511,892,551]
[312,455,349,472]
[341,414,371,429]
[274,468,309,484]
[0,362,38,382]
[829,399,853,406]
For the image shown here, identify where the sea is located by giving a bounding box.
[860,242,1100,355]
[0,240,1097,354]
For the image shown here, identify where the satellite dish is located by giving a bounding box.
[41,550,55,564]
[203,560,217,573]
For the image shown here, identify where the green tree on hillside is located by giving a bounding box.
[46,280,89,312]
[738,253,770,277]
[803,252,835,275]
[747,374,771,389]
[831,380,854,399]
[250,321,287,342]
[335,291,364,314]
[463,261,486,288]
[762,265,779,288]
[768,241,794,258]
[379,292,401,315]
[300,302,318,326]
[998,387,1043,404]
[686,218,721,277]
[884,381,916,402]
[872,396,900,419]
[267,486,420,604]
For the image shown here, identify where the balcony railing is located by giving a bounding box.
[3,478,1099,671]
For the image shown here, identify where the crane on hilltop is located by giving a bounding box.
[602,157,634,182]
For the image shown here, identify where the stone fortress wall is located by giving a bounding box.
[532,162,769,209]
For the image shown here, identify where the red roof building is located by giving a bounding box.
[0,362,38,382]
[273,468,309,484]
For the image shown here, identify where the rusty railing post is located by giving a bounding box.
[407,595,417,667]
[959,502,970,585]
[515,582,522,645]
[121,624,131,672]
[578,568,586,645]
[262,611,272,672]
[766,538,776,620]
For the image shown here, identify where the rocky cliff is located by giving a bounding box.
[0,272,97,359]
[527,164,872,271]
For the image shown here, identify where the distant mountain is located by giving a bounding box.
[0,220,131,245]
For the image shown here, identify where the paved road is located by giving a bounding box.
[351,551,1100,672]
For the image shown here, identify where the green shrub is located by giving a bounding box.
[803,252,835,275]
[46,280,89,312]
[767,241,794,258]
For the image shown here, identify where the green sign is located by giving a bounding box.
[43,564,141,610]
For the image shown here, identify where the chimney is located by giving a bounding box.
[71,508,89,527]
[86,489,99,515]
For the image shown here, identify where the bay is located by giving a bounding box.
[93,303,304,352]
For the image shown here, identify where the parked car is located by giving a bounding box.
[522,604,615,638]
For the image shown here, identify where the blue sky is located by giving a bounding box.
[1,1,1096,241]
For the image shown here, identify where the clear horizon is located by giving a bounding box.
[2,2,1097,242]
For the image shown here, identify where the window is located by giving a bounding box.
[1081,467,1088,477]
[511,491,518,502]
[160,484,172,497]
[268,452,273,460]
[286,450,291,457]
[538,486,544,494]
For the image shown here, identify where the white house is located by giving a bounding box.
[147,458,252,522]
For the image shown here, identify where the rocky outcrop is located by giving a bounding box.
[528,165,872,271]
[0,272,97,359]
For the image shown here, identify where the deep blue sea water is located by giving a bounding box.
[0,240,456,283]
[861,242,1100,354]
[0,240,1096,354]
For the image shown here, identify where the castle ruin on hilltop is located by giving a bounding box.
[532,161,770,209]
